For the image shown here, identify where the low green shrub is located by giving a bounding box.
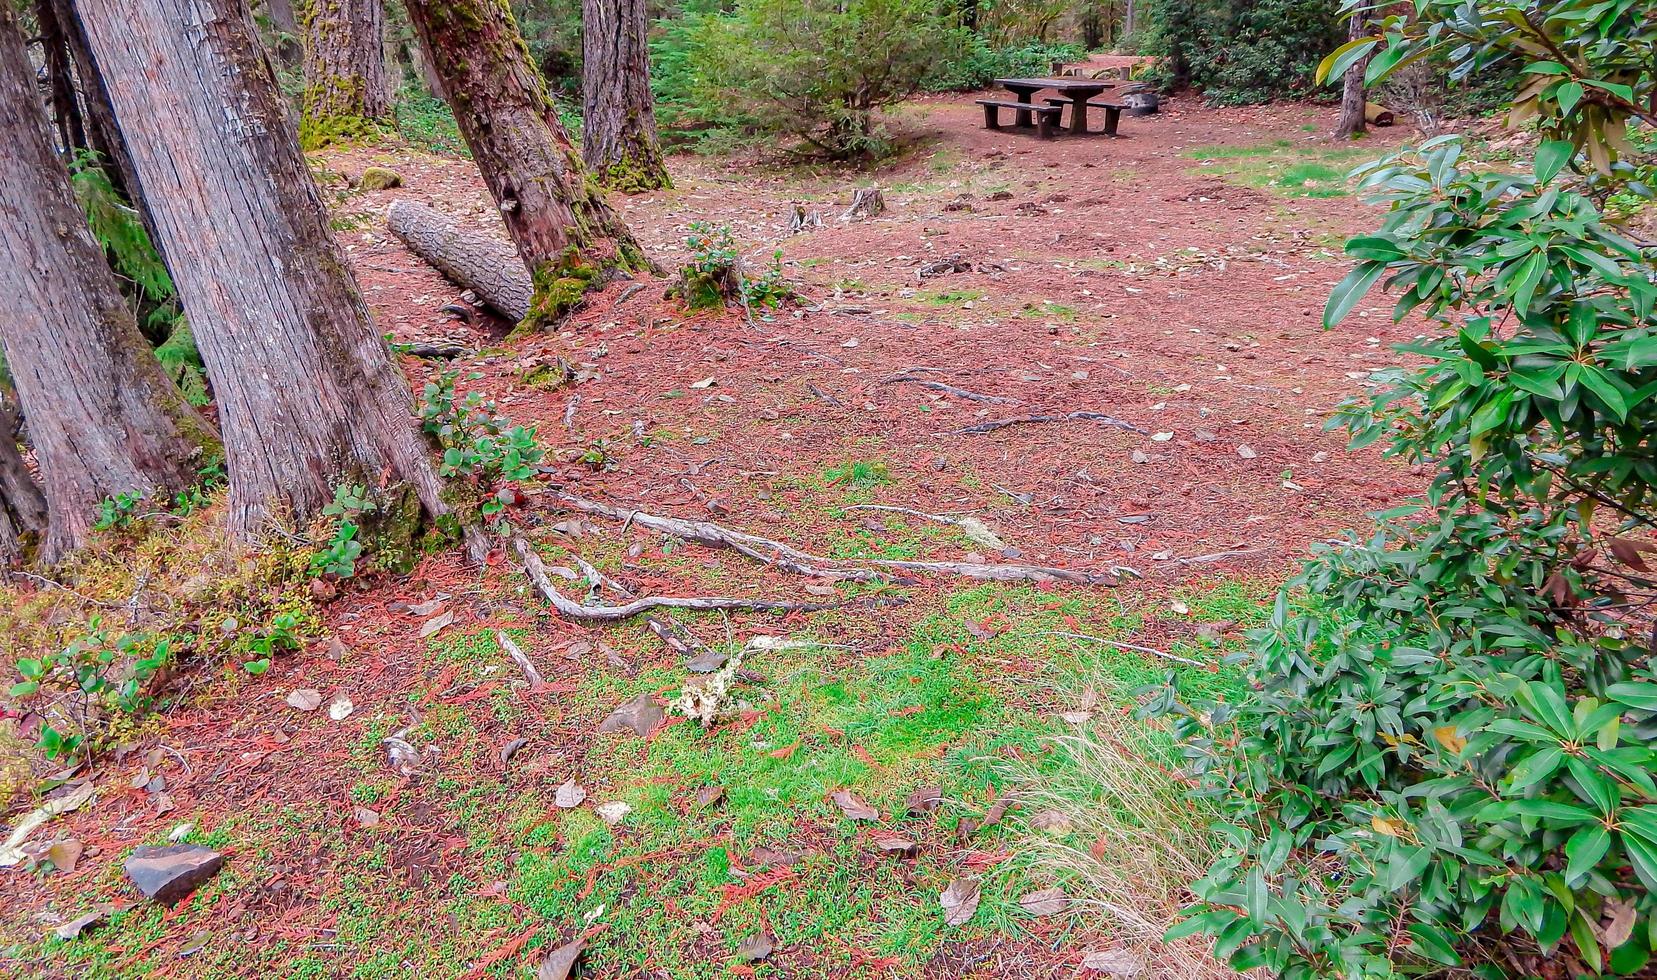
[1158,3,1657,975]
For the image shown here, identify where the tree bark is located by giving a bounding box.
[73,0,450,540]
[35,0,86,154]
[1335,8,1371,138]
[297,0,393,148]
[263,0,302,67]
[402,0,649,330]
[0,6,216,563]
[580,0,671,192]
[387,200,532,321]
[0,393,48,565]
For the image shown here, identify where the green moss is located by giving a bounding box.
[358,167,403,191]
[516,248,600,335]
[593,149,673,194]
[298,112,388,151]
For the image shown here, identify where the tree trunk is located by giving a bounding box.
[0,6,216,563]
[580,0,671,192]
[0,393,48,565]
[263,0,303,68]
[402,0,649,330]
[35,0,86,154]
[73,0,450,540]
[1335,10,1370,138]
[387,200,532,321]
[47,0,136,202]
[297,0,393,148]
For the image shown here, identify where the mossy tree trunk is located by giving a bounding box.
[73,0,452,541]
[581,0,671,193]
[402,0,649,330]
[0,6,217,563]
[297,0,393,148]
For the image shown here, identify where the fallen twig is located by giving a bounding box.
[882,374,1016,405]
[495,632,546,690]
[547,493,1126,586]
[949,412,1145,436]
[806,382,843,408]
[1037,630,1205,667]
[514,537,832,620]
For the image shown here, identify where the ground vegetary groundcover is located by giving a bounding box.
[1,91,1426,978]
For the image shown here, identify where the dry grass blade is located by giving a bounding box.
[1000,714,1233,979]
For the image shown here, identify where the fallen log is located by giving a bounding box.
[386,199,532,321]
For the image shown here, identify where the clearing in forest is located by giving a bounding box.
[2,98,1414,978]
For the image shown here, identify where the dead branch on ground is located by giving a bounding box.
[949,412,1145,436]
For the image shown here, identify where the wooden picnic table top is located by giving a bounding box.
[993,77,1118,94]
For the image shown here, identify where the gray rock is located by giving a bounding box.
[685,650,729,673]
[123,845,223,904]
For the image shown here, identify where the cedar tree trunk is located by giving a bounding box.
[1335,9,1370,138]
[403,0,648,329]
[297,0,393,148]
[264,0,302,67]
[581,0,671,192]
[0,7,216,563]
[0,394,48,565]
[35,0,85,153]
[73,0,450,539]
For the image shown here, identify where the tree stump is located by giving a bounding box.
[841,187,885,221]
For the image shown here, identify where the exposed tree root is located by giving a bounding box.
[513,537,836,621]
[547,493,1127,586]
[948,412,1146,436]
[882,372,1016,405]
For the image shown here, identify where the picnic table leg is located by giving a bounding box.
[1103,105,1121,136]
[982,102,1001,130]
[1014,91,1033,129]
[1069,96,1090,135]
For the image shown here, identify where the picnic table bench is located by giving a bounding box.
[975,98,1062,139]
[980,77,1146,138]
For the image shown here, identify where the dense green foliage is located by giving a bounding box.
[1159,2,1657,976]
[665,0,954,158]
[1141,0,1345,104]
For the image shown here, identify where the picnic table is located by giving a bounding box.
[989,77,1125,135]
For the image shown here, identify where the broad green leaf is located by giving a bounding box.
[1533,140,1575,183]
[1324,262,1386,328]
[1564,825,1610,883]
[1317,37,1380,85]
[1557,81,1585,115]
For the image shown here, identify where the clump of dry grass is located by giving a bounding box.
[1002,709,1236,979]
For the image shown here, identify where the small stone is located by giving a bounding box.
[1236,444,1257,459]
[123,845,224,904]
[685,650,729,674]
[353,807,381,827]
[358,166,403,191]
[328,696,354,721]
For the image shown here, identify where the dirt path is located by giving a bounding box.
[4,95,1422,979]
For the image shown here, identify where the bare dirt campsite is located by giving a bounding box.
[4,2,1655,980]
[8,93,1406,977]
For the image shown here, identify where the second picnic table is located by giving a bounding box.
[992,77,1116,135]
